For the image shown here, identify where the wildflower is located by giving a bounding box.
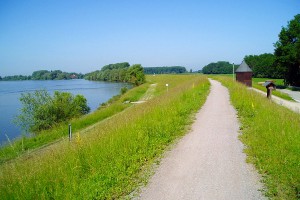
[76,133,81,145]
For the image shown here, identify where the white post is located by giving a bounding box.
[166,84,169,92]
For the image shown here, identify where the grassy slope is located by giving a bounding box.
[0,75,210,199]
[0,83,150,164]
[214,76,300,200]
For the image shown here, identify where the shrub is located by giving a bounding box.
[15,90,90,133]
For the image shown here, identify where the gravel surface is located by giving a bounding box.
[138,79,265,200]
[278,88,300,102]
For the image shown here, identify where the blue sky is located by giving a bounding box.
[0,0,299,76]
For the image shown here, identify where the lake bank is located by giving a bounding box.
[0,79,131,145]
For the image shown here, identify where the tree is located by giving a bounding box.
[202,61,238,74]
[85,62,145,85]
[244,53,283,78]
[274,14,300,86]
[15,90,90,133]
[126,64,145,86]
[143,66,187,74]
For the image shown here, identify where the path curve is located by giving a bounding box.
[138,79,265,200]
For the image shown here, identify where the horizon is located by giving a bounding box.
[0,0,299,76]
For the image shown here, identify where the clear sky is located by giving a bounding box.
[0,0,299,76]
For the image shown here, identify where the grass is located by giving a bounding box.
[0,75,210,199]
[0,83,150,164]
[252,78,294,101]
[207,75,293,101]
[214,76,300,200]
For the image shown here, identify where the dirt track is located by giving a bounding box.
[138,79,265,200]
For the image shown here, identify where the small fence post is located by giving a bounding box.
[69,124,72,141]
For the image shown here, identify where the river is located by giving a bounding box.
[0,79,131,145]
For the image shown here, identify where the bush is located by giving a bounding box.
[120,87,128,95]
[15,90,90,133]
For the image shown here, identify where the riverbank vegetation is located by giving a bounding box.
[0,70,84,81]
[15,90,90,133]
[0,83,149,163]
[85,62,145,86]
[215,76,300,200]
[0,75,210,199]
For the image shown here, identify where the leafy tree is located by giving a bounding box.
[274,14,300,86]
[85,62,145,85]
[143,66,187,74]
[244,53,283,78]
[1,70,83,81]
[15,90,90,133]
[126,64,145,86]
[202,61,238,74]
[101,62,130,71]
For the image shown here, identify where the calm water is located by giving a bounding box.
[0,79,131,145]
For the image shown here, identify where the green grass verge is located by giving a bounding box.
[207,75,293,101]
[214,76,300,200]
[0,75,210,199]
[252,78,293,101]
[0,83,150,164]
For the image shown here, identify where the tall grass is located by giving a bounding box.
[0,83,150,164]
[0,75,210,199]
[214,76,300,199]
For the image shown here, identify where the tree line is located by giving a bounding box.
[202,61,238,74]
[201,14,299,86]
[0,70,84,81]
[243,53,282,78]
[84,62,145,86]
[14,62,146,135]
[143,66,187,74]
[244,14,299,85]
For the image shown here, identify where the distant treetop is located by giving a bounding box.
[1,70,84,81]
[202,61,238,74]
[143,66,187,74]
[85,62,145,86]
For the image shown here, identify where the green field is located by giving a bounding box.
[0,75,210,199]
[214,76,300,199]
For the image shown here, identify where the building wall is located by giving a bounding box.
[236,72,252,87]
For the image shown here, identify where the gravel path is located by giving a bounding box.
[138,79,265,200]
[277,89,300,102]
